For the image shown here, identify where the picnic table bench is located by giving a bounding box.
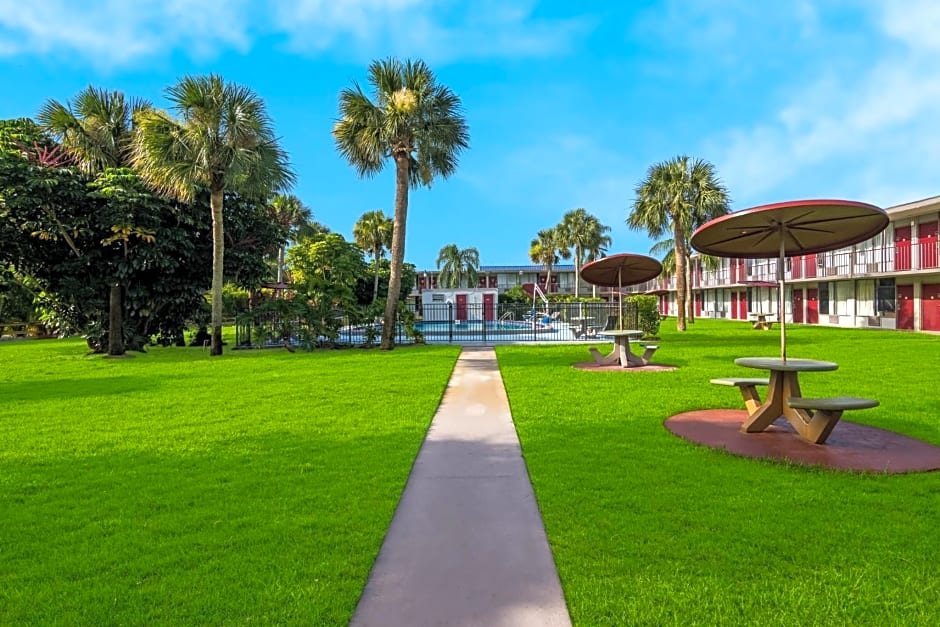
[748,313,775,330]
[0,322,29,338]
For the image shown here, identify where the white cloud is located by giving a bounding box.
[0,0,253,69]
[0,0,590,68]
[708,1,940,209]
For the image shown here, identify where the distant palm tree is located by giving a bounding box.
[558,208,611,299]
[529,227,570,295]
[271,194,314,284]
[629,156,729,331]
[353,210,394,303]
[334,58,469,350]
[38,86,150,356]
[132,74,294,355]
[436,244,480,288]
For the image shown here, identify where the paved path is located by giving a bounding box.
[351,346,572,627]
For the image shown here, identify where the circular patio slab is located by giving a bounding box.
[665,409,940,473]
[573,362,678,373]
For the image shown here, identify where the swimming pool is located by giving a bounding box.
[415,320,555,335]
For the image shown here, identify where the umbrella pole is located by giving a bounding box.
[618,269,623,330]
[779,237,786,362]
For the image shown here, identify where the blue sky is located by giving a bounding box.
[2,0,939,270]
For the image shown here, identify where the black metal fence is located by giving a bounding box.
[235,301,639,347]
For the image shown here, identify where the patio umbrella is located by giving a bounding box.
[690,199,889,360]
[580,253,663,330]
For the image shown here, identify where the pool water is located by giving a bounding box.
[415,320,552,333]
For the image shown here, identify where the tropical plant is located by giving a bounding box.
[628,156,730,331]
[37,86,150,355]
[333,57,469,350]
[529,227,569,294]
[435,244,480,289]
[353,210,394,303]
[270,194,314,284]
[558,208,612,299]
[132,74,294,355]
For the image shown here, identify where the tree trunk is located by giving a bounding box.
[545,267,552,296]
[381,155,410,350]
[574,247,581,299]
[108,283,124,355]
[685,255,694,323]
[372,257,380,304]
[277,245,285,284]
[673,223,687,331]
[210,187,225,356]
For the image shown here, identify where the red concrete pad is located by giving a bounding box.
[572,361,677,372]
[665,409,940,473]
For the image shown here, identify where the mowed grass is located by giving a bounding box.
[0,338,460,625]
[497,320,940,626]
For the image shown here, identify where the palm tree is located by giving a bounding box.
[628,156,729,331]
[436,244,480,288]
[558,208,611,299]
[529,227,569,295]
[132,74,294,355]
[37,86,150,356]
[353,210,394,303]
[334,58,469,350]
[271,194,314,284]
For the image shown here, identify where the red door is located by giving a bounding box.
[738,291,747,319]
[919,222,938,269]
[455,294,468,321]
[695,293,702,317]
[731,291,740,319]
[922,284,940,331]
[792,256,803,279]
[806,288,819,323]
[482,293,495,321]
[895,226,912,271]
[792,290,804,323]
[897,285,914,330]
[805,254,817,279]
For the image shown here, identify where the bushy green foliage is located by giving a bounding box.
[628,294,661,337]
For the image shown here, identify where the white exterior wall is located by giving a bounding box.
[421,288,499,322]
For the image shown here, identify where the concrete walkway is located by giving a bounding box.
[351,347,572,627]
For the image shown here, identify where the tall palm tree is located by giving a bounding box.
[132,74,294,355]
[352,210,394,303]
[334,58,469,350]
[37,86,150,356]
[628,156,729,331]
[558,208,611,299]
[529,227,569,295]
[271,194,314,284]
[436,244,480,288]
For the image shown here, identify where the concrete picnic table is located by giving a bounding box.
[590,329,657,367]
[748,313,775,330]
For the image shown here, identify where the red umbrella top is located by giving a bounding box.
[690,199,888,258]
[580,253,663,288]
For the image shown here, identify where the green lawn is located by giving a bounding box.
[0,339,460,625]
[497,320,940,626]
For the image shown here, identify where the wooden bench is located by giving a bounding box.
[787,396,879,444]
[710,377,770,415]
[0,322,29,339]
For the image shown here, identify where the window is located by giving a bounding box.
[856,280,875,316]
[818,282,830,315]
[876,278,895,315]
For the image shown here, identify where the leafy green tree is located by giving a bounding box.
[557,208,611,299]
[270,194,314,285]
[628,156,729,331]
[37,87,150,355]
[352,210,393,303]
[334,57,469,350]
[529,227,569,294]
[287,232,368,344]
[436,244,480,288]
[132,74,294,355]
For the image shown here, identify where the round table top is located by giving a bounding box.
[597,329,644,338]
[735,357,838,372]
